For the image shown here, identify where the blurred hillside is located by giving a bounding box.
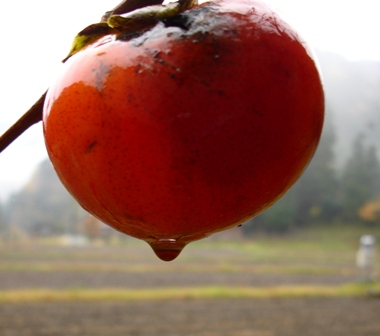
[317,51,380,165]
[1,50,380,237]
[2,160,88,236]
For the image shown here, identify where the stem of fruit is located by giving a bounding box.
[102,0,164,21]
[0,91,46,153]
[110,0,164,15]
[1,0,188,155]
[0,0,166,154]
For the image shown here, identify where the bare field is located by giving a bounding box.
[0,231,379,335]
[1,298,380,336]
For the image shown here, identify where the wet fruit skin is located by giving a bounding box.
[43,0,324,261]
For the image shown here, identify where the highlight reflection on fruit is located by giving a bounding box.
[42,0,324,261]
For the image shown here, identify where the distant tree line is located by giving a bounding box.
[243,109,380,235]
[1,159,88,237]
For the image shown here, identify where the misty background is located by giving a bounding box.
[0,3,379,336]
[0,0,380,239]
[1,3,379,336]
[1,49,380,238]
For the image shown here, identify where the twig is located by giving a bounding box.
[111,0,164,15]
[101,0,164,22]
[0,0,165,154]
[0,91,46,153]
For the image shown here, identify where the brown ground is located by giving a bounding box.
[1,297,380,336]
[0,242,379,335]
[0,270,359,290]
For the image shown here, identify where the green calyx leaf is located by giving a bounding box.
[63,0,197,62]
[62,23,116,62]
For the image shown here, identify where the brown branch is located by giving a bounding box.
[0,91,46,153]
[111,0,164,15]
[102,0,164,21]
[0,0,165,154]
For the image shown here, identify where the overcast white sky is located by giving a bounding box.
[0,0,380,201]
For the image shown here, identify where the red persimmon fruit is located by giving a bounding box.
[43,0,324,261]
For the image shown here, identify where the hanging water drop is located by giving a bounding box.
[148,238,187,261]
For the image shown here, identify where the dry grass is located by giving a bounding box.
[0,282,379,303]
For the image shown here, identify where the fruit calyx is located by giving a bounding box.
[102,0,165,19]
[0,0,195,154]
[64,0,198,62]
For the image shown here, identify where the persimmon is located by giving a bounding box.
[42,0,324,261]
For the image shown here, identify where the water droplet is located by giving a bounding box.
[148,238,187,262]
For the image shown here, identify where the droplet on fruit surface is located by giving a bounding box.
[148,238,187,262]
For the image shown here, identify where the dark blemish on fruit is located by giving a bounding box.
[145,48,182,74]
[117,29,149,43]
[124,213,134,221]
[85,141,98,153]
[163,13,192,30]
[165,5,216,32]
[147,49,168,66]
[253,109,264,118]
